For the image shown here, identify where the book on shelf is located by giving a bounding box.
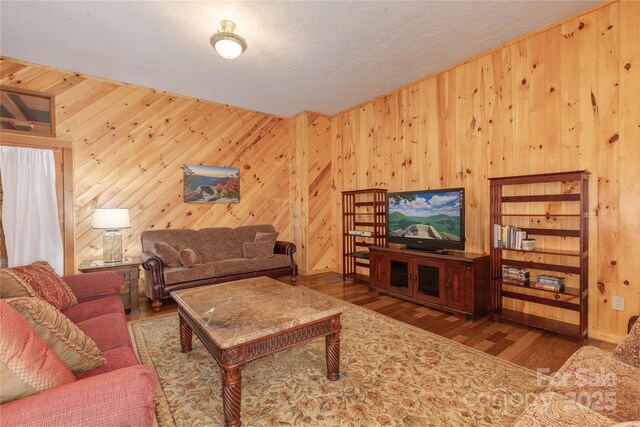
[493,224,528,250]
[348,251,370,259]
[502,265,530,276]
[347,230,373,237]
[501,265,530,285]
[537,274,564,281]
[537,278,565,286]
[533,282,565,292]
[502,278,530,286]
[502,274,530,281]
[536,274,565,287]
[502,274,530,282]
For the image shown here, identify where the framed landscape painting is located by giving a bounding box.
[183,164,240,203]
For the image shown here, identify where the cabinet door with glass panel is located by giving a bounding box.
[412,258,446,305]
[386,253,446,304]
[386,253,413,297]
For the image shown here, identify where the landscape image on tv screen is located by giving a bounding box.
[388,191,461,241]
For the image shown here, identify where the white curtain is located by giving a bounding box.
[0,146,64,274]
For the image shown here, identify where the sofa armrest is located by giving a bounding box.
[274,240,296,257]
[629,315,639,334]
[63,272,124,303]
[613,315,640,368]
[0,365,157,427]
[274,241,297,267]
[141,251,165,300]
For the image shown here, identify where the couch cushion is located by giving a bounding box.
[255,231,278,242]
[163,264,217,285]
[154,242,181,267]
[141,229,198,254]
[613,317,640,368]
[75,313,131,352]
[62,295,124,323]
[251,254,292,271]
[76,346,140,380]
[513,391,614,427]
[549,346,640,422]
[243,240,275,258]
[196,228,242,262]
[210,258,255,276]
[0,300,76,404]
[62,271,124,303]
[163,255,291,284]
[141,225,280,264]
[235,224,277,243]
[0,261,77,310]
[6,297,105,374]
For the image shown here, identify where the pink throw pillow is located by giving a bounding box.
[0,261,77,310]
[0,300,76,404]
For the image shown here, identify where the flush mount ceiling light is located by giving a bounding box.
[210,20,247,59]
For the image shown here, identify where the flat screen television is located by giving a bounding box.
[386,188,465,252]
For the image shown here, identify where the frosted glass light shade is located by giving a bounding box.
[215,39,244,59]
[209,20,247,60]
[92,208,130,230]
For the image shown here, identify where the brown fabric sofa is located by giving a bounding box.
[141,224,297,311]
[513,316,640,426]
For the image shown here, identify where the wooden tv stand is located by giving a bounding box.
[369,246,489,319]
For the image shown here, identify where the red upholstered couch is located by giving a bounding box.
[0,271,156,426]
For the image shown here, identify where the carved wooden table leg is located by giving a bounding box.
[325,329,341,381]
[179,314,193,353]
[221,366,243,427]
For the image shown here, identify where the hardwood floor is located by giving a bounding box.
[128,272,615,373]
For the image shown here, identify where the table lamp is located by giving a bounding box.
[92,208,131,263]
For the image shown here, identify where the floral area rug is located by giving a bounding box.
[130,290,545,426]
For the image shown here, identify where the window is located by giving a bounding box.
[0,86,55,137]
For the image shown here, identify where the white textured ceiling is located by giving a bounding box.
[1,1,597,117]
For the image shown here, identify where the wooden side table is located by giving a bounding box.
[78,256,141,314]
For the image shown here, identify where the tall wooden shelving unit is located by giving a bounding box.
[342,189,387,279]
[489,171,589,343]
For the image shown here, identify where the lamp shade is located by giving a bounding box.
[214,39,244,59]
[92,208,130,229]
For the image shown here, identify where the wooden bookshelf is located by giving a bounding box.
[342,189,387,279]
[489,171,589,344]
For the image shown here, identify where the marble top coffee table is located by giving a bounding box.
[171,277,344,427]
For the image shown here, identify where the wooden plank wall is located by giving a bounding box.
[0,0,637,341]
[331,0,639,341]
[290,112,335,274]
[0,57,293,270]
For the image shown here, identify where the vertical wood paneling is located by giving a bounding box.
[616,0,640,343]
[290,112,335,274]
[306,113,335,272]
[1,57,292,270]
[331,116,344,273]
[595,2,620,337]
[330,0,639,341]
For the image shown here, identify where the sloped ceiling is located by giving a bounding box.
[0,1,598,117]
